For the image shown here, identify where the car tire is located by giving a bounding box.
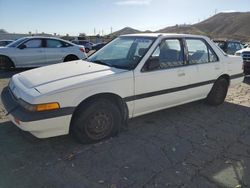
[71,98,122,144]
[64,55,79,62]
[0,56,14,70]
[206,78,229,106]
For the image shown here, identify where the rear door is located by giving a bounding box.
[184,38,221,99]
[14,38,46,67]
[44,39,66,65]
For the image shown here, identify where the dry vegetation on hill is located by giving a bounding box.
[111,12,250,42]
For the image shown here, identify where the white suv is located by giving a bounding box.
[1,33,244,143]
[0,37,87,69]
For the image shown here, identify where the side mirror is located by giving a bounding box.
[143,56,160,71]
[19,44,27,49]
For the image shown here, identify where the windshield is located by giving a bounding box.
[88,36,155,70]
[6,38,28,48]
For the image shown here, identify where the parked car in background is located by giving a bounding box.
[236,47,250,75]
[0,36,87,69]
[213,39,244,55]
[92,42,106,51]
[244,43,250,48]
[71,40,93,53]
[0,40,14,47]
[1,33,244,144]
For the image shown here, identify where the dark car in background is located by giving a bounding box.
[71,40,93,53]
[0,40,14,47]
[92,42,106,51]
[213,39,244,55]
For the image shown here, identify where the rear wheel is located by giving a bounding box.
[0,56,14,70]
[206,78,229,105]
[71,98,122,144]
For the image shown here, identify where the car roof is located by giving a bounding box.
[20,36,68,41]
[213,39,241,43]
[121,33,209,39]
[0,39,14,41]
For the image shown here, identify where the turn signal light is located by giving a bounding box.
[36,102,60,112]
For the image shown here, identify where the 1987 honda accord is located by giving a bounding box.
[1,33,244,143]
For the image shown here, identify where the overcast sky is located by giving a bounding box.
[0,0,250,35]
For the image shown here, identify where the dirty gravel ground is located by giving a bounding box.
[0,70,250,188]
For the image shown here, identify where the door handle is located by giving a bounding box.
[215,67,220,70]
[178,73,186,77]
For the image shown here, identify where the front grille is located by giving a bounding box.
[242,52,250,63]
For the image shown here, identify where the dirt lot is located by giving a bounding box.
[0,70,250,188]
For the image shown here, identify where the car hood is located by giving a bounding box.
[16,60,126,92]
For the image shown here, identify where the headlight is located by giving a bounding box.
[19,99,60,112]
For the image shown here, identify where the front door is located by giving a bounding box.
[15,38,46,67]
[133,38,192,117]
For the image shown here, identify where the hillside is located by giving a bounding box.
[195,12,250,41]
[110,27,141,36]
[111,12,250,41]
[156,25,206,35]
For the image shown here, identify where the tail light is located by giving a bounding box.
[80,47,85,53]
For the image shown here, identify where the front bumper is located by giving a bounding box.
[1,87,74,138]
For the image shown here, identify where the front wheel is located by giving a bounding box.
[206,78,229,106]
[0,56,14,70]
[71,99,122,144]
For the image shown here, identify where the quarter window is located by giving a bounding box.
[23,39,42,48]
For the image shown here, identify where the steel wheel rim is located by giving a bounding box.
[85,110,114,140]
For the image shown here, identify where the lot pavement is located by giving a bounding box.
[0,70,250,188]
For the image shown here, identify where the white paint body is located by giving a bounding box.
[0,37,87,68]
[5,34,244,138]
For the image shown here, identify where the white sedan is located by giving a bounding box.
[0,37,87,69]
[1,33,244,144]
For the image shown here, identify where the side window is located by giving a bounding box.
[227,42,236,54]
[149,39,184,70]
[23,39,42,48]
[186,39,209,64]
[62,41,72,47]
[46,39,63,48]
[234,43,242,51]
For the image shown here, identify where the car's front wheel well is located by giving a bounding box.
[63,54,79,62]
[70,93,129,131]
